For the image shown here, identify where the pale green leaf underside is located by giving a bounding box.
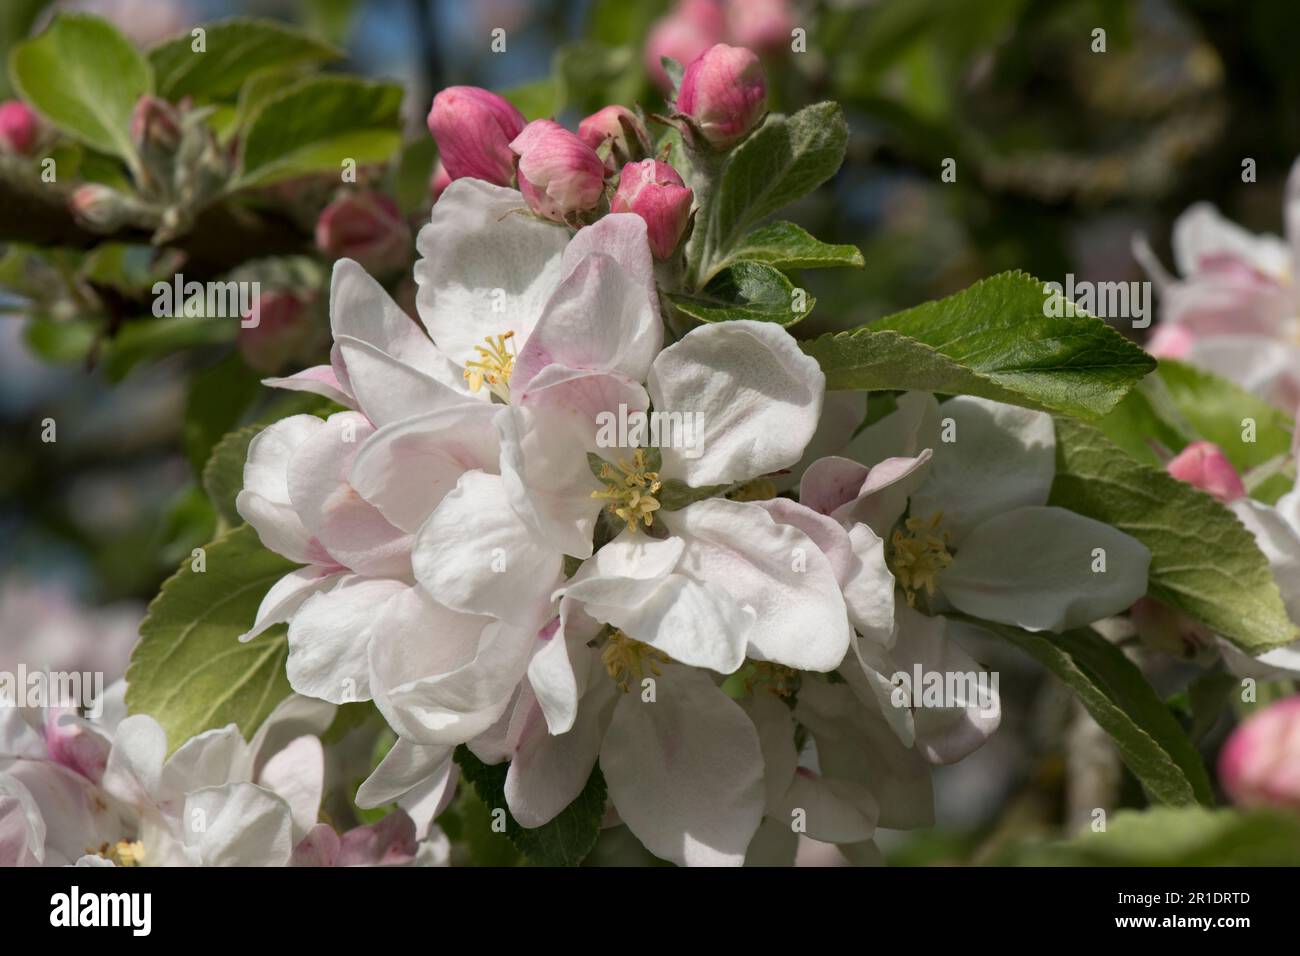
[715,221,863,273]
[126,524,297,753]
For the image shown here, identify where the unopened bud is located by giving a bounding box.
[509,120,606,223]
[130,95,182,154]
[1219,696,1300,812]
[315,191,411,275]
[427,86,526,187]
[0,100,40,156]
[239,291,315,374]
[612,159,694,260]
[579,105,653,174]
[645,0,725,92]
[1166,441,1246,503]
[676,43,767,149]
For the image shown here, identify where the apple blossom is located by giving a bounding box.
[1165,440,1246,503]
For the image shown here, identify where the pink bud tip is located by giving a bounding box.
[1219,696,1300,811]
[509,120,606,223]
[426,86,527,187]
[0,100,39,155]
[676,43,767,149]
[578,105,652,173]
[726,0,797,55]
[612,159,694,260]
[1166,441,1245,503]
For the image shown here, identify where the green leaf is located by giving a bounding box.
[236,76,402,189]
[1093,379,1194,466]
[10,13,151,166]
[23,316,97,364]
[1155,359,1295,473]
[1003,807,1300,866]
[389,134,437,215]
[669,260,814,326]
[698,102,849,281]
[1049,417,1297,653]
[125,524,297,753]
[453,745,606,866]
[801,271,1155,419]
[970,618,1213,807]
[149,18,342,101]
[501,77,559,121]
[201,424,260,527]
[102,313,237,381]
[715,221,864,273]
[182,354,262,474]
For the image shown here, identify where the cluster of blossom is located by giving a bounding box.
[212,44,1161,865]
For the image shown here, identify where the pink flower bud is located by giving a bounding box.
[579,105,653,173]
[238,291,315,374]
[726,0,796,55]
[676,44,767,149]
[509,120,606,223]
[1147,322,1195,359]
[426,86,526,186]
[130,95,182,153]
[1166,441,1245,503]
[430,160,452,202]
[612,159,694,260]
[1219,696,1300,811]
[315,191,411,275]
[645,0,725,92]
[0,100,39,155]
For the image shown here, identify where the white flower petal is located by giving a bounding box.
[262,364,354,408]
[237,414,328,565]
[1230,498,1300,625]
[414,179,569,364]
[600,665,764,867]
[649,320,824,486]
[909,396,1056,544]
[666,499,853,671]
[286,576,408,703]
[182,783,294,867]
[349,403,500,534]
[942,506,1151,632]
[412,470,563,626]
[336,334,467,427]
[239,566,344,643]
[356,738,454,809]
[256,735,324,836]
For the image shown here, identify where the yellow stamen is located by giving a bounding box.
[92,840,145,867]
[591,448,663,533]
[601,630,669,692]
[890,511,953,606]
[463,332,516,402]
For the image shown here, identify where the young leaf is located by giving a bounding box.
[453,745,606,867]
[698,102,849,281]
[802,271,1155,419]
[202,424,261,527]
[236,76,403,189]
[1049,417,1297,654]
[10,13,151,166]
[969,618,1213,807]
[714,221,864,273]
[668,260,815,326]
[149,18,342,101]
[125,524,298,753]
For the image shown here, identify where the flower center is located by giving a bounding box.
[463,332,516,402]
[591,448,663,533]
[92,839,145,867]
[601,630,670,692]
[890,511,953,606]
[746,661,799,698]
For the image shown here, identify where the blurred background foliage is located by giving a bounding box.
[2,0,1298,866]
